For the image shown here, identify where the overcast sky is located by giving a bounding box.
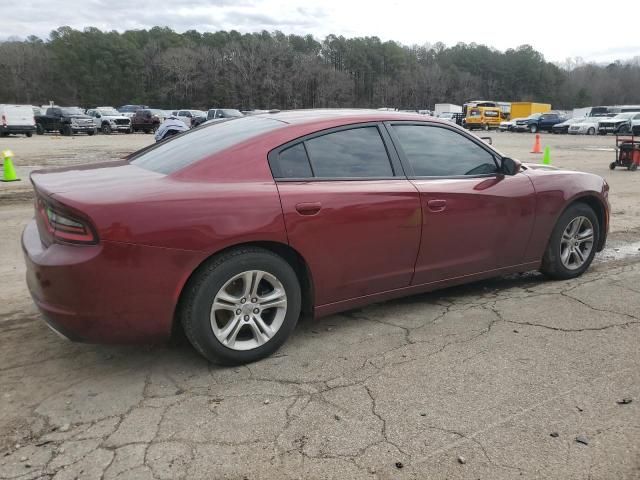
[2,0,639,63]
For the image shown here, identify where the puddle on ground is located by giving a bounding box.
[596,240,640,262]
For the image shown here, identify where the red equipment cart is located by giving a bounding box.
[611,135,640,171]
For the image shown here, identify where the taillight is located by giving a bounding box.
[36,197,98,245]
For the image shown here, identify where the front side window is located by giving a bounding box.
[304,127,394,178]
[392,125,498,177]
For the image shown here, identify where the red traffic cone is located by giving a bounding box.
[531,134,542,154]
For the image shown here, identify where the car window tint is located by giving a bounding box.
[304,127,393,178]
[131,117,284,174]
[392,125,498,177]
[273,143,313,178]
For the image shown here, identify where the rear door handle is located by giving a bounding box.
[295,202,322,215]
[427,199,447,212]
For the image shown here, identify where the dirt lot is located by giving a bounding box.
[0,130,639,479]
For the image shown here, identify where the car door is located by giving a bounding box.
[270,123,422,306]
[386,121,536,285]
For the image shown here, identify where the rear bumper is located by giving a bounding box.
[1,125,36,134]
[22,219,204,344]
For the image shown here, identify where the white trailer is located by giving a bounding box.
[434,103,462,116]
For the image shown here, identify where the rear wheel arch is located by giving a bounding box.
[172,241,315,338]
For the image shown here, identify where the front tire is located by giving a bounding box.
[180,247,302,364]
[541,203,599,280]
[36,123,44,135]
[62,125,72,136]
[530,124,538,134]
[587,127,595,135]
[102,123,112,134]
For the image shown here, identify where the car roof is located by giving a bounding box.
[256,109,442,127]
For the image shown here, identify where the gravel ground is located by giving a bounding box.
[0,129,639,479]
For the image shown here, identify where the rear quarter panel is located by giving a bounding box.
[523,168,609,262]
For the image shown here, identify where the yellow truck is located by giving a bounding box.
[509,102,551,120]
[463,106,502,130]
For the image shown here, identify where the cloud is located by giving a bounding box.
[0,0,638,63]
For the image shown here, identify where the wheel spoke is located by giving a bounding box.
[574,247,585,263]
[246,318,268,346]
[217,316,243,347]
[250,271,264,298]
[560,245,571,265]
[213,300,236,311]
[253,314,275,340]
[577,229,593,243]
[216,289,241,305]
[241,271,254,299]
[258,290,287,310]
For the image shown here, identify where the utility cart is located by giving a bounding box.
[611,135,640,171]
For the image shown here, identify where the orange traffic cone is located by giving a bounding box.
[531,134,542,154]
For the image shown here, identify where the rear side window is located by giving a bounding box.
[304,127,393,178]
[392,125,498,177]
[275,143,313,178]
[130,117,284,174]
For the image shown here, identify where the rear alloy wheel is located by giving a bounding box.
[541,203,599,280]
[181,247,301,364]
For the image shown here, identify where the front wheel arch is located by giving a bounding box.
[172,241,314,338]
[550,196,607,254]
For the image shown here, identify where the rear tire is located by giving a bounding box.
[180,247,302,365]
[36,123,44,135]
[540,203,599,280]
[26,132,33,138]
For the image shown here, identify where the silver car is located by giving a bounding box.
[568,117,602,135]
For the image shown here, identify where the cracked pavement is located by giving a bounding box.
[1,134,640,479]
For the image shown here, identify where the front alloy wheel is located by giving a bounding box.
[559,216,594,270]
[541,203,599,280]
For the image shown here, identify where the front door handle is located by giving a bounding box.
[295,202,322,216]
[427,199,447,212]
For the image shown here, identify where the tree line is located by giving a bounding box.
[1,26,639,111]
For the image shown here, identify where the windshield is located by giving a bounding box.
[527,113,542,120]
[98,108,120,116]
[613,113,635,120]
[149,109,165,116]
[130,116,284,174]
[567,117,585,124]
[61,107,85,115]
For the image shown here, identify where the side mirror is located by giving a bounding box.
[501,157,522,176]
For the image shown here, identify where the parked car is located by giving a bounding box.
[552,117,585,134]
[514,112,566,133]
[436,112,457,123]
[86,107,132,134]
[23,110,609,364]
[131,109,162,133]
[35,107,96,136]
[174,109,207,127]
[118,105,148,118]
[568,117,602,135]
[206,108,244,121]
[0,104,37,137]
[499,118,523,132]
[632,118,640,136]
[597,112,640,135]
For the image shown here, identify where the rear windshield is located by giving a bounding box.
[130,116,284,174]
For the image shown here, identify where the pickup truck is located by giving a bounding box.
[131,109,162,133]
[35,107,97,136]
[86,107,132,134]
[513,113,566,133]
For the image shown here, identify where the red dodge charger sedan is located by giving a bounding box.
[23,110,609,364]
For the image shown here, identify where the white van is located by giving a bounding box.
[0,104,36,137]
